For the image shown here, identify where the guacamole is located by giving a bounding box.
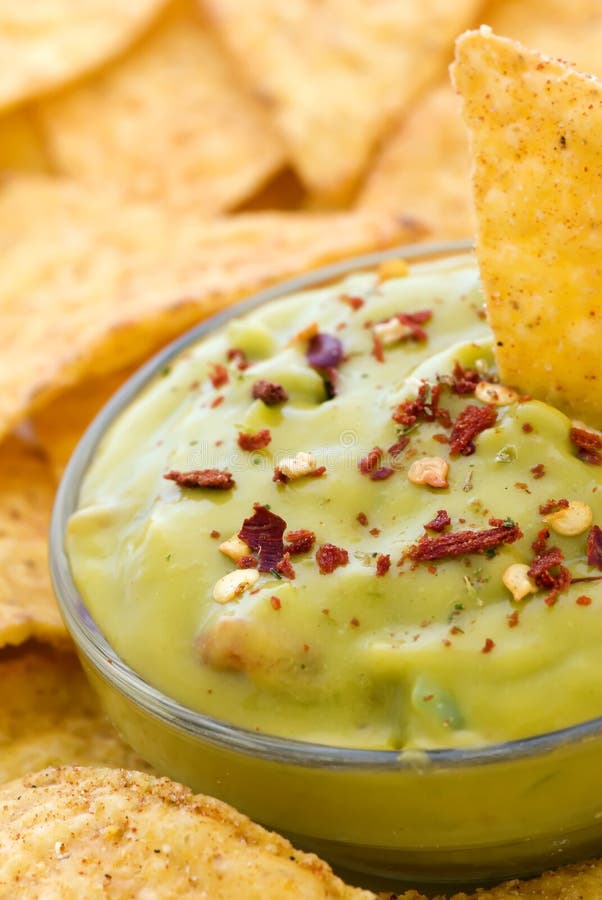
[67,253,602,751]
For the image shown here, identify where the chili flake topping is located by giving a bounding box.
[587,525,602,570]
[570,423,602,465]
[407,521,522,562]
[237,429,271,451]
[252,380,288,406]
[449,404,497,456]
[316,543,349,574]
[164,468,235,490]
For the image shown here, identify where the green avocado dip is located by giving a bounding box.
[67,253,602,751]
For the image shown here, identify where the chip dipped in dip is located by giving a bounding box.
[67,251,602,752]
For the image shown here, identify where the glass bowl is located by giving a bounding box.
[50,240,602,891]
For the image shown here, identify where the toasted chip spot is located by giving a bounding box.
[408,456,449,489]
[219,535,252,563]
[474,381,519,406]
[276,451,319,481]
[212,569,259,604]
[288,321,319,345]
[543,501,593,537]
[373,317,413,346]
[378,258,409,280]
[502,564,537,602]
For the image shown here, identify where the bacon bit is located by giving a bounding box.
[316,543,349,574]
[371,332,385,363]
[449,404,497,456]
[306,333,344,369]
[450,361,480,395]
[275,552,295,579]
[358,446,382,475]
[252,380,288,406]
[238,504,286,573]
[210,395,224,409]
[339,294,365,311]
[538,498,569,515]
[237,429,271,451]
[376,554,391,576]
[571,424,602,465]
[388,436,410,457]
[577,595,593,606]
[481,638,495,654]
[587,525,602,570]
[210,530,221,539]
[165,468,235,490]
[226,347,249,370]
[528,544,572,606]
[350,617,360,627]
[507,610,520,628]
[522,423,534,433]
[369,527,381,536]
[370,466,394,481]
[285,529,316,555]
[270,595,282,610]
[395,309,432,342]
[392,381,445,428]
[407,522,522,562]
[209,363,229,388]
[424,510,451,532]
[238,555,258,569]
[530,463,545,479]
[357,512,369,526]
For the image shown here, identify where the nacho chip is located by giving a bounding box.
[0,176,424,440]
[358,84,474,239]
[452,28,602,427]
[0,108,50,174]
[35,0,285,213]
[0,0,167,113]
[447,856,602,899]
[0,766,375,898]
[0,437,67,649]
[0,643,151,784]
[202,0,483,199]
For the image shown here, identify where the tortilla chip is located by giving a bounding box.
[35,0,285,213]
[0,643,152,784]
[358,83,474,239]
[202,0,483,199]
[451,28,602,427]
[0,108,50,174]
[446,857,602,899]
[0,175,424,440]
[0,437,67,648]
[0,766,374,898]
[0,0,167,113]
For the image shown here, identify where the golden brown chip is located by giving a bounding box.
[0,0,167,112]
[202,0,483,199]
[0,436,67,648]
[0,175,424,440]
[0,108,50,174]
[0,766,375,898]
[452,28,602,426]
[358,83,474,239]
[446,856,602,898]
[34,0,285,213]
[0,643,151,784]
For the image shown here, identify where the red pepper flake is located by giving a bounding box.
[369,527,381,536]
[449,404,497,456]
[210,529,221,539]
[285,529,316,555]
[252,379,288,406]
[587,525,602,570]
[306,333,344,369]
[357,512,369,526]
[165,468,235,490]
[376,554,391,576]
[371,332,385,363]
[424,509,451,532]
[238,504,286,573]
[507,610,520,628]
[527,544,572,606]
[531,527,550,556]
[427,565,437,574]
[237,428,271,451]
[370,466,394,481]
[303,643,310,653]
[392,381,446,428]
[481,638,495,654]
[407,522,522,562]
[432,433,449,444]
[570,425,602,465]
[275,552,295,579]
[393,309,433,342]
[530,463,546,479]
[358,446,382,475]
[450,626,463,635]
[339,294,365,310]
[423,693,434,702]
[227,347,249,370]
[210,394,225,409]
[449,361,481,395]
[522,422,534,433]
[515,482,530,493]
[238,555,258,569]
[577,595,593,606]
[387,436,410,457]
[538,498,569,515]
[350,617,360,627]
[316,543,349,574]
[270,595,282,610]
[442,638,452,648]
[209,362,229,388]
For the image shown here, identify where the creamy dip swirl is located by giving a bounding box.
[68,254,602,750]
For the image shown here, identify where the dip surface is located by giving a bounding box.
[67,254,602,750]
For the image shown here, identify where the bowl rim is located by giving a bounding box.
[50,237,602,770]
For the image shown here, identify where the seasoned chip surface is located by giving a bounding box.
[452,27,602,427]
[0,766,375,899]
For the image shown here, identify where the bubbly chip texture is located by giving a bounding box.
[452,27,602,428]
